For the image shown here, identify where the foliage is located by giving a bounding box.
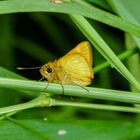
[0,0,140,139]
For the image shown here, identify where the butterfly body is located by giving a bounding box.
[39,41,94,86]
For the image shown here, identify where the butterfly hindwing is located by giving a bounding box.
[58,54,93,86]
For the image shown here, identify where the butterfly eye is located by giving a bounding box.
[46,67,52,73]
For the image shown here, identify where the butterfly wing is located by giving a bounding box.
[58,54,93,86]
[63,41,93,67]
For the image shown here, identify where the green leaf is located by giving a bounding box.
[0,67,25,79]
[70,15,140,92]
[0,67,37,97]
[0,0,140,38]
[0,119,133,140]
[108,0,140,50]
[0,68,26,107]
[107,0,140,90]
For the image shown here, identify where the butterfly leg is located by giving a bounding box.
[60,82,64,95]
[44,82,50,92]
[39,76,50,93]
[39,76,45,81]
[72,82,89,92]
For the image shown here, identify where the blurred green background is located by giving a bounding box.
[0,11,132,119]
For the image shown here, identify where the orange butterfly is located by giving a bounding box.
[18,41,94,87]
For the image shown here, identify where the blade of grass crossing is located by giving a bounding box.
[70,14,140,92]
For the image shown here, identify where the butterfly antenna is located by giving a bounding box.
[17,66,41,70]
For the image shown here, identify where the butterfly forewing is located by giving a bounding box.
[64,41,93,67]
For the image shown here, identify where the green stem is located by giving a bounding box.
[0,94,50,115]
[0,93,50,120]
[0,96,140,115]
[1,78,140,104]
[94,47,139,73]
[0,111,17,120]
[0,101,39,115]
[54,100,140,113]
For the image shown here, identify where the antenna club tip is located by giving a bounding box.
[16,67,23,70]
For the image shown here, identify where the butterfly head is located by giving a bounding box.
[39,63,53,81]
